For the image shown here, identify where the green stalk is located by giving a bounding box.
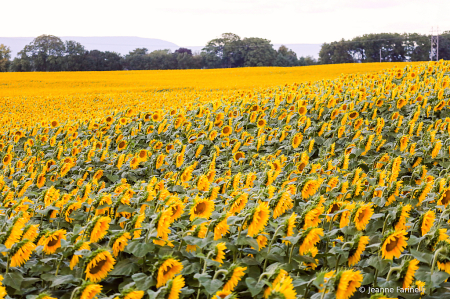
[262,225,284,272]
[386,266,402,281]
[431,247,445,275]
[213,269,228,280]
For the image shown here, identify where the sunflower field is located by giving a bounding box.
[0,61,449,299]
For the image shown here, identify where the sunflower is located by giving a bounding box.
[273,192,293,219]
[112,232,131,257]
[269,275,297,299]
[291,133,303,149]
[257,119,267,128]
[299,228,323,255]
[190,197,214,221]
[35,293,57,299]
[10,240,36,267]
[303,205,324,229]
[301,179,320,200]
[247,202,270,237]
[2,154,12,166]
[167,275,185,299]
[22,224,39,242]
[213,290,234,299]
[402,259,420,289]
[213,214,230,241]
[223,266,247,292]
[70,241,91,270]
[41,229,66,254]
[394,204,412,231]
[348,235,370,266]
[79,282,102,299]
[354,203,373,231]
[221,125,232,137]
[348,111,359,120]
[156,209,173,241]
[121,290,145,299]
[381,230,408,260]
[233,151,245,163]
[335,269,363,299]
[213,242,227,265]
[89,216,111,243]
[85,249,116,282]
[156,258,184,288]
[4,216,28,249]
[117,140,127,151]
[282,213,297,245]
[420,210,435,236]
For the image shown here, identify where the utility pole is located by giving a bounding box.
[431,27,439,61]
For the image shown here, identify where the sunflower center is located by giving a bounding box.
[195,203,206,214]
[443,191,450,205]
[163,267,172,276]
[47,236,60,247]
[385,236,399,251]
[89,258,107,274]
[329,204,339,214]
[358,210,366,222]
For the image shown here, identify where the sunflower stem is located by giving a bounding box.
[5,255,10,274]
[69,287,81,299]
[386,266,402,281]
[233,215,249,263]
[320,286,327,299]
[303,279,314,299]
[381,214,390,235]
[202,251,215,273]
[431,246,445,275]
[262,225,284,272]
[257,272,271,283]
[55,253,65,276]
[213,269,228,280]
[288,242,296,264]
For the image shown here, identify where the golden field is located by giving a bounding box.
[0,61,449,299]
[0,62,421,131]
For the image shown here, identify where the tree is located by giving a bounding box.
[319,39,354,64]
[241,37,277,67]
[202,33,244,68]
[0,44,11,72]
[124,48,150,70]
[438,31,450,61]
[274,45,298,67]
[64,40,87,71]
[148,50,177,70]
[298,56,318,66]
[18,34,66,71]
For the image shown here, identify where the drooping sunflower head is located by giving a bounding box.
[156,257,184,288]
[42,229,66,255]
[334,269,363,299]
[85,249,116,282]
[223,265,247,292]
[381,230,408,260]
[166,275,185,299]
[213,242,227,265]
[400,258,420,289]
[78,281,102,299]
[10,239,36,267]
[88,216,111,243]
[247,202,270,237]
[353,203,374,231]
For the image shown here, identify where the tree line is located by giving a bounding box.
[319,32,450,64]
[0,33,317,72]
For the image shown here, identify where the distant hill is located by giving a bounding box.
[0,36,321,59]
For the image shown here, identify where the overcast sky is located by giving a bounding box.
[1,0,449,46]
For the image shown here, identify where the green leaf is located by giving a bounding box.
[132,273,155,291]
[109,260,139,276]
[431,271,450,288]
[3,272,23,291]
[202,279,224,295]
[236,236,259,251]
[125,241,154,258]
[245,277,265,297]
[183,236,209,249]
[51,275,78,287]
[411,249,433,265]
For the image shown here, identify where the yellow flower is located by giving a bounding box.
[79,283,102,299]
[403,259,420,289]
[156,258,183,288]
[10,240,36,267]
[213,242,227,265]
[247,202,270,237]
[222,266,247,292]
[70,241,90,270]
[85,250,116,282]
[301,179,320,200]
[348,235,370,266]
[381,230,408,260]
[190,196,215,221]
[335,269,363,299]
[299,228,323,255]
[112,232,131,257]
[41,229,66,255]
[167,275,185,299]
[421,210,435,236]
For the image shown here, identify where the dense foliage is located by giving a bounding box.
[319,32,450,64]
[0,34,314,72]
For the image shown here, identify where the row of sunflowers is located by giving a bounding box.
[0,61,449,299]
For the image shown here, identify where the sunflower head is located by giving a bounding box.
[381,230,408,260]
[85,249,116,282]
[156,257,184,288]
